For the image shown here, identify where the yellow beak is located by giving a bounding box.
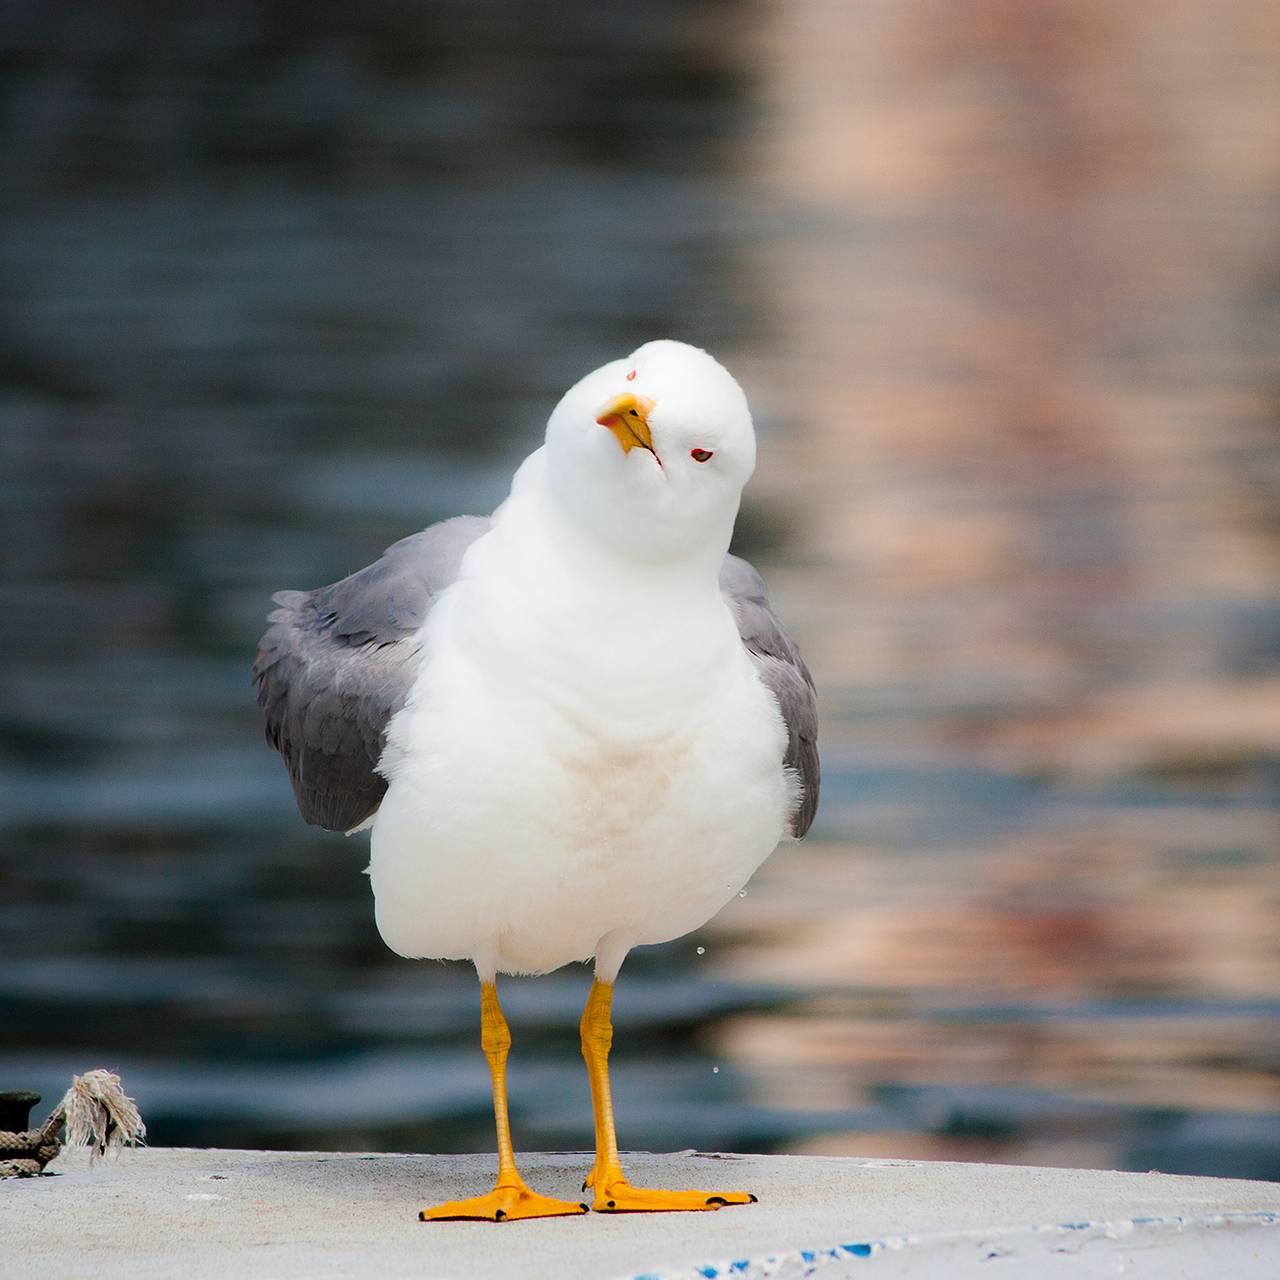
[595,393,656,455]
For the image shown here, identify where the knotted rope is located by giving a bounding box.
[0,1071,146,1177]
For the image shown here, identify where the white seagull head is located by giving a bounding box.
[544,340,757,564]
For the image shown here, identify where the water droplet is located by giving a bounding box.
[738,890,747,898]
[696,946,705,955]
[712,1066,720,1074]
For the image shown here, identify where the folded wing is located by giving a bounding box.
[719,554,821,838]
[253,516,490,833]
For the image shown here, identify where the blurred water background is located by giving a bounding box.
[2,0,1278,1181]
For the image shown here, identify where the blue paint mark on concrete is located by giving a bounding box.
[666,1210,1280,1280]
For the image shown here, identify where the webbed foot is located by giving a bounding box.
[420,1180,588,1223]
[590,1174,756,1213]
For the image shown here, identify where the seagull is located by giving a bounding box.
[253,340,819,1221]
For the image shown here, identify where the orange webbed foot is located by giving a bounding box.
[420,1180,588,1223]
[590,1175,757,1213]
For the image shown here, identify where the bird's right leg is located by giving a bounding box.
[579,977,755,1212]
[420,980,587,1223]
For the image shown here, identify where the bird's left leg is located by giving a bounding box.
[579,977,756,1212]
[421,980,587,1222]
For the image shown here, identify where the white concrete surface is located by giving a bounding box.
[4,1148,1278,1279]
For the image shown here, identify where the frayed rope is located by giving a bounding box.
[59,1070,147,1161]
[0,1070,145,1177]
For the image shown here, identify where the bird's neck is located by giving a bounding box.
[509,448,735,599]
[452,452,740,712]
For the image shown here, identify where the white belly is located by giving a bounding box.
[368,583,791,977]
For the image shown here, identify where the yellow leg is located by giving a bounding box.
[421,981,588,1223]
[579,978,757,1213]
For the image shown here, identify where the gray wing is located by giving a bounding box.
[253,515,490,833]
[720,553,820,838]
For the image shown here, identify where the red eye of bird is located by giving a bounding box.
[625,369,636,381]
[690,448,714,463]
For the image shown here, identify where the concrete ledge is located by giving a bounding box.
[4,1148,1279,1279]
